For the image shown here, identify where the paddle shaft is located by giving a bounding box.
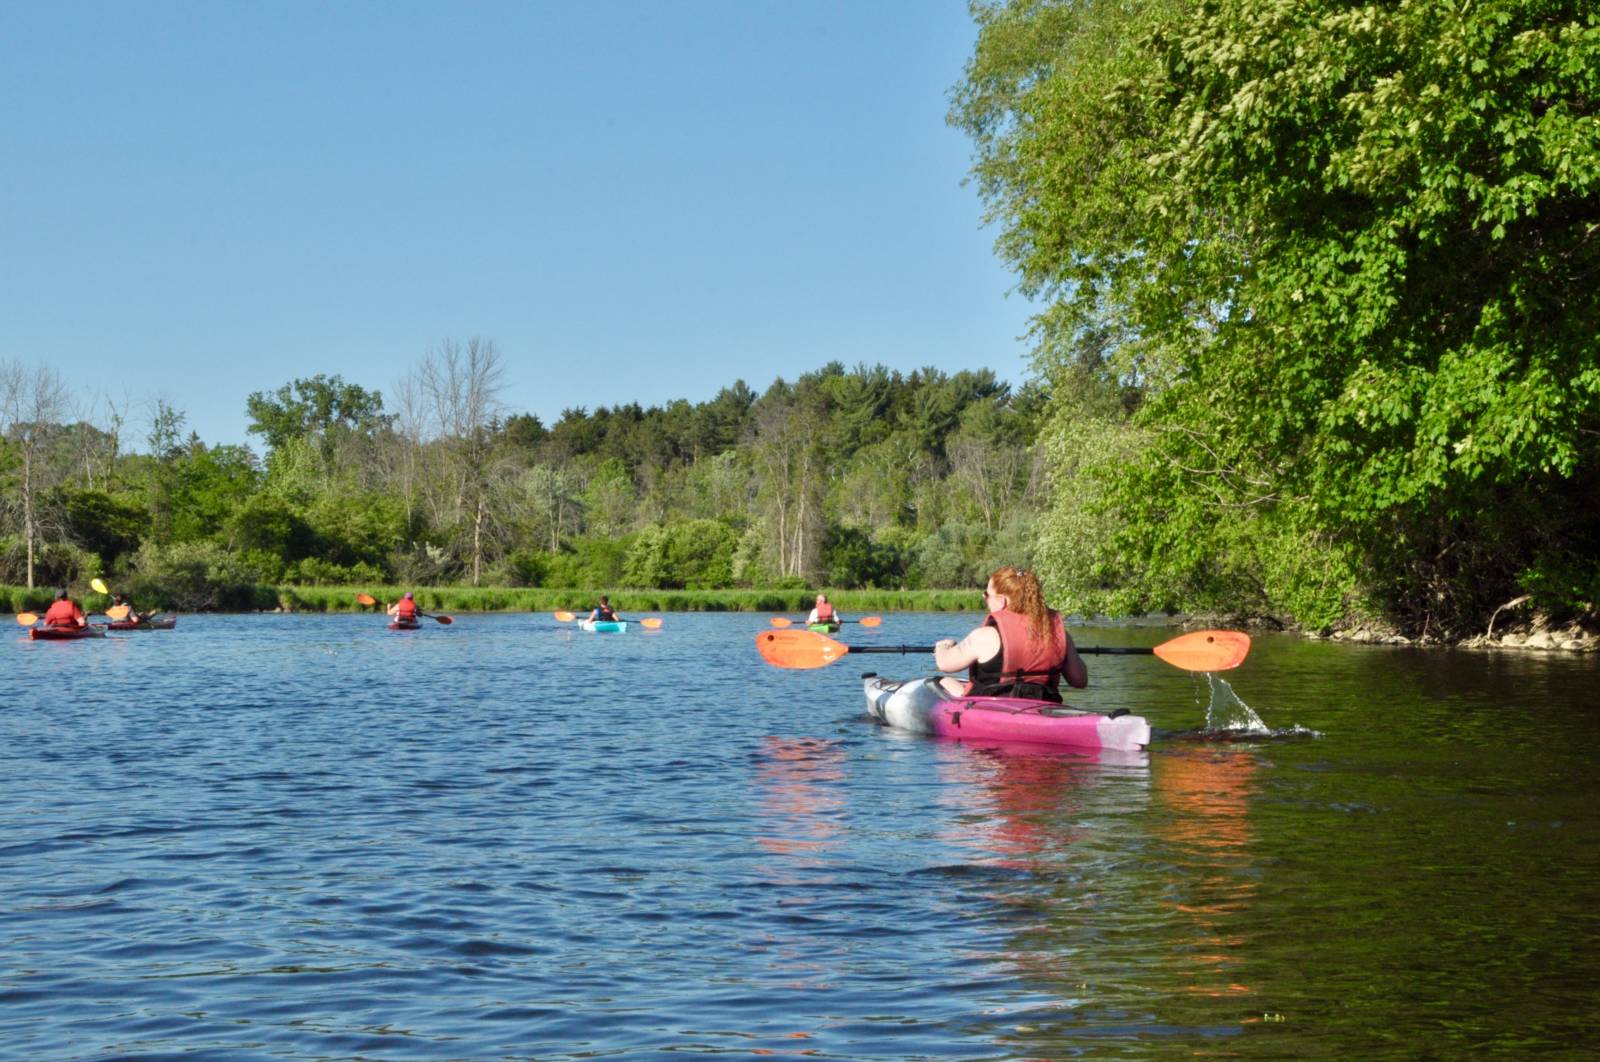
[848,644,1155,656]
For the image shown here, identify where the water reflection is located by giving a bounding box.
[931,742,1151,870]
[753,736,847,870]
[1153,746,1261,1002]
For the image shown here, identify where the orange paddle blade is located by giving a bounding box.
[858,616,882,627]
[640,617,663,629]
[106,605,131,620]
[554,610,576,622]
[16,612,38,626]
[769,616,793,627]
[433,614,454,625]
[755,629,849,669]
[1152,630,1252,671]
[355,593,377,606]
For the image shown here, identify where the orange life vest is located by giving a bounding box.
[44,600,83,627]
[967,609,1067,700]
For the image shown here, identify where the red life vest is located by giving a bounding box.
[44,599,83,627]
[396,598,419,620]
[815,601,835,621]
[967,609,1067,699]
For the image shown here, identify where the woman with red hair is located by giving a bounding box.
[933,566,1086,702]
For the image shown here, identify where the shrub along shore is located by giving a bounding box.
[3,584,979,617]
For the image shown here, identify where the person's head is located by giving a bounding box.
[55,588,69,601]
[599,595,610,605]
[403,591,414,600]
[113,594,126,604]
[816,593,828,605]
[984,566,1053,641]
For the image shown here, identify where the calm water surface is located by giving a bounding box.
[3,612,1596,1058]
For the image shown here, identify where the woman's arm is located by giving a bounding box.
[934,626,1000,673]
[1062,632,1088,688]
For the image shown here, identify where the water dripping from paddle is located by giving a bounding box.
[1181,673,1320,742]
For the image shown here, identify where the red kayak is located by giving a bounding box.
[29,624,107,641]
[388,620,422,631]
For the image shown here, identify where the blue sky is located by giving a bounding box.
[3,2,1036,451]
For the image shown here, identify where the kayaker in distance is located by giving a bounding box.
[933,566,1086,702]
[43,588,87,630]
[807,593,842,626]
[590,596,621,623]
[111,593,160,626]
[388,592,420,624]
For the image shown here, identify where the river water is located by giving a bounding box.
[3,611,1596,1058]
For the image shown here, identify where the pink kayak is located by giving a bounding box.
[863,675,1150,752]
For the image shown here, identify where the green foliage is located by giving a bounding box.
[225,491,315,558]
[962,0,1600,634]
[305,492,405,569]
[0,535,97,590]
[623,520,739,590]
[167,444,261,544]
[821,525,909,589]
[285,557,388,586]
[128,541,273,612]
[545,535,631,590]
[499,548,550,588]
[3,353,1057,605]
[246,374,389,455]
[62,489,148,569]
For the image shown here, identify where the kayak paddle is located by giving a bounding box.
[554,610,662,629]
[15,612,38,626]
[356,592,453,624]
[770,616,882,628]
[755,628,1251,672]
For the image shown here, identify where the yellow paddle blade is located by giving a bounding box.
[640,617,663,629]
[16,612,38,626]
[106,605,131,620]
[90,577,109,595]
[858,616,882,627]
[1152,630,1252,671]
[554,610,576,622]
[769,616,793,627]
[755,629,849,669]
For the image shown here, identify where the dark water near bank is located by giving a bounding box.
[3,612,1596,1058]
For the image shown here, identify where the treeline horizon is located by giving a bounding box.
[1,349,1052,613]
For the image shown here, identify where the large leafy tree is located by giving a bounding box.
[958,0,1600,633]
[246,374,389,457]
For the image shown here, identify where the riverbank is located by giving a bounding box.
[1324,621,1599,653]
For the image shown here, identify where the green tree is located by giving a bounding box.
[63,488,149,570]
[246,374,389,457]
[958,0,1600,633]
